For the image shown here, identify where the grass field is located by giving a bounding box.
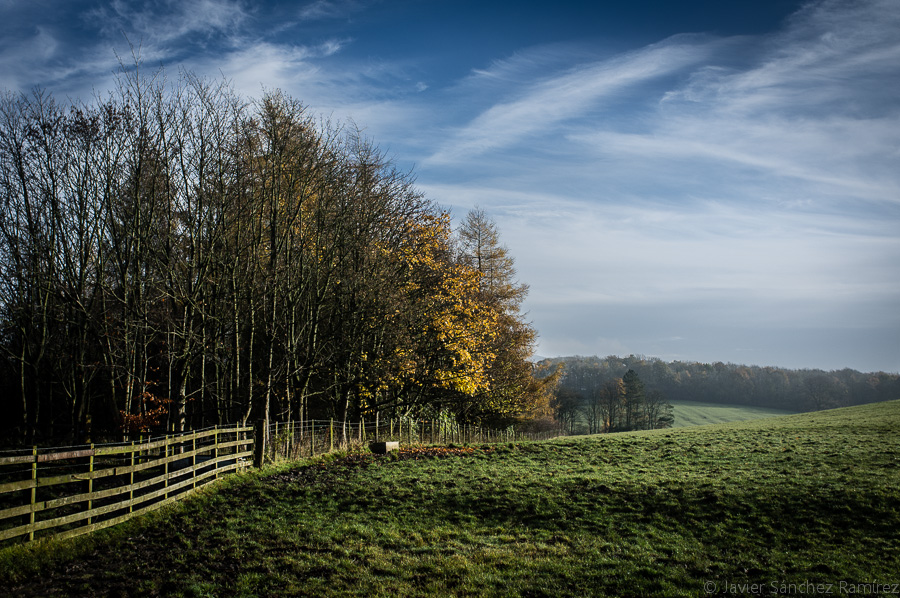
[2,401,898,597]
[671,400,798,427]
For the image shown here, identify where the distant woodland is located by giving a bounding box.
[547,355,900,433]
[0,66,554,444]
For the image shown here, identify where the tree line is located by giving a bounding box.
[551,362,674,434]
[0,66,554,444]
[544,355,899,428]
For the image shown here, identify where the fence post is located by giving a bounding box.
[234,422,240,465]
[192,433,197,489]
[310,420,315,456]
[164,436,170,500]
[273,421,279,461]
[254,420,266,468]
[129,441,135,513]
[287,421,297,459]
[29,447,37,542]
[330,419,334,452]
[214,426,219,479]
[86,444,94,526]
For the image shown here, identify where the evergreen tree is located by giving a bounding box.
[457,208,527,304]
[455,208,553,423]
[622,369,645,430]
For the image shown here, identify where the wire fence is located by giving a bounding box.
[263,417,558,461]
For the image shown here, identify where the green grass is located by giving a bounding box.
[2,401,898,597]
[671,400,798,427]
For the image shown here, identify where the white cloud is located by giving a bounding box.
[421,176,900,339]
[0,26,58,90]
[426,0,900,206]
[465,42,597,86]
[191,40,350,98]
[98,0,249,44]
[563,2,900,210]
[297,0,364,22]
[425,35,721,165]
[571,115,900,204]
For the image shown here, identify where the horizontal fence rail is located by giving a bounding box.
[0,425,253,547]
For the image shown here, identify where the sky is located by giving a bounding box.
[1,0,899,373]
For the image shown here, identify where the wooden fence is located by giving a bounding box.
[1,418,556,547]
[0,425,253,547]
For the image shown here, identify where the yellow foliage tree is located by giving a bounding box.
[386,213,498,409]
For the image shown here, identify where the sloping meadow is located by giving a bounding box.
[3,402,899,597]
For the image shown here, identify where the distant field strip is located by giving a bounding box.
[671,400,798,427]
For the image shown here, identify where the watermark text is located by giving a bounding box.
[703,580,900,595]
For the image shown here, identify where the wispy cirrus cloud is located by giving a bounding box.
[426,0,900,206]
[565,0,900,208]
[0,0,254,97]
[425,35,724,165]
[297,0,366,22]
[573,113,900,206]
[184,38,359,104]
[93,0,249,45]
[0,25,58,90]
[421,0,900,212]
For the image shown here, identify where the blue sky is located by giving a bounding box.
[2,0,899,372]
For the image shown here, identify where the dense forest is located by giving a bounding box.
[546,355,900,430]
[0,66,555,444]
[551,363,674,435]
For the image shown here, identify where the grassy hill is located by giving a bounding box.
[2,401,898,597]
[671,399,798,427]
